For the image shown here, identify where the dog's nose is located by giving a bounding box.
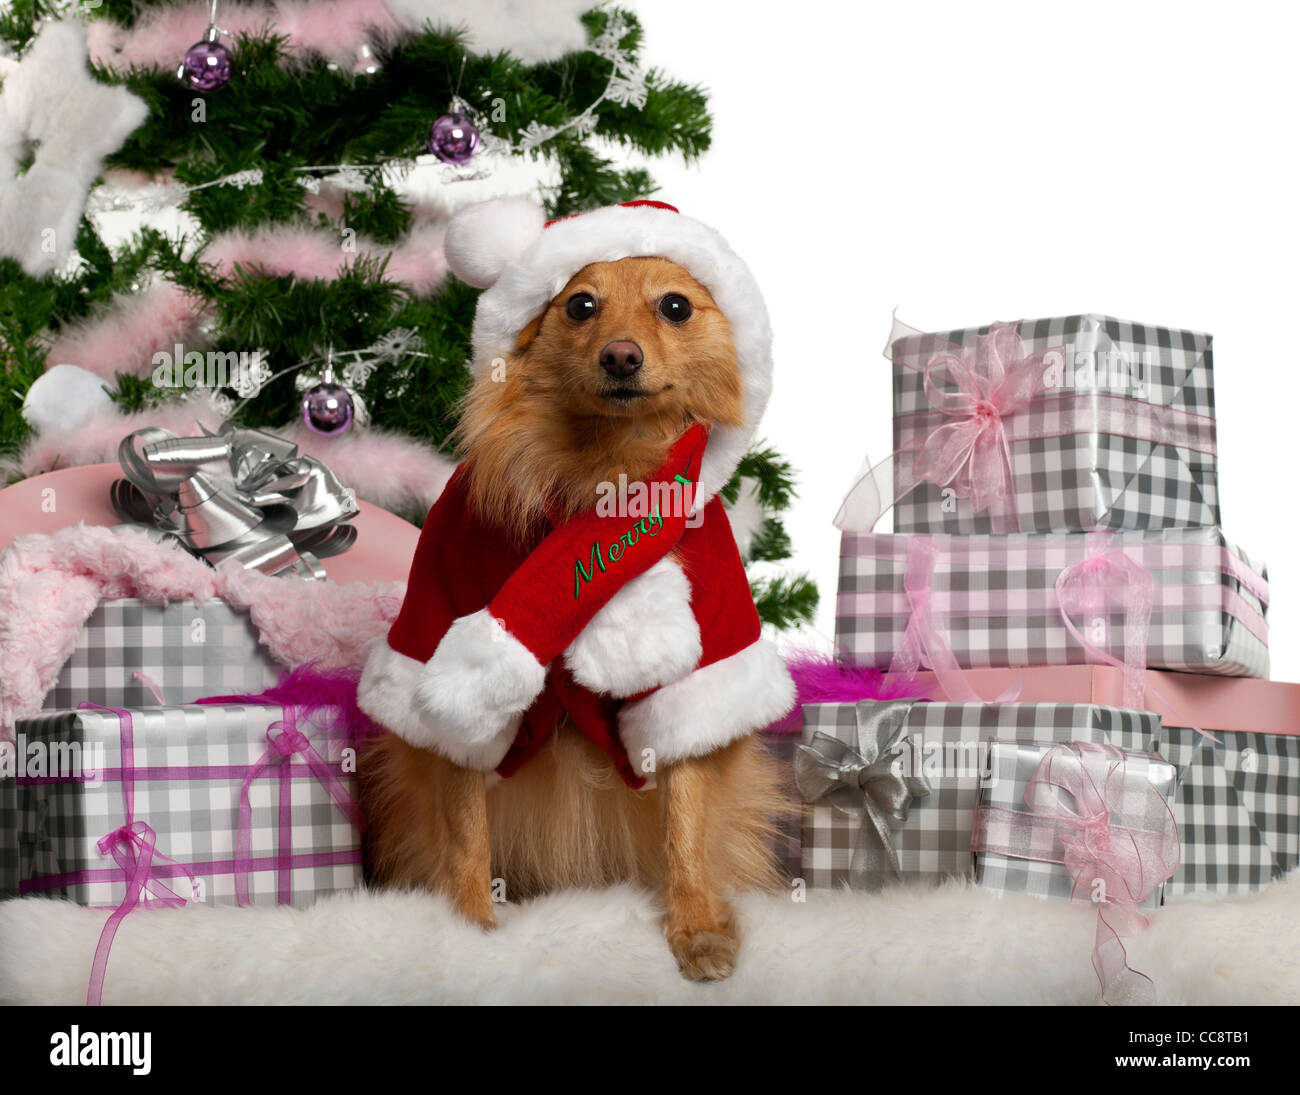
[600,340,643,379]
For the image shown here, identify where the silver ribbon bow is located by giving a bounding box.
[795,699,930,891]
[111,425,359,579]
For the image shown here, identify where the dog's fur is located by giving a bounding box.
[361,258,787,981]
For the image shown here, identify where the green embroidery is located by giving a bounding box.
[572,453,695,599]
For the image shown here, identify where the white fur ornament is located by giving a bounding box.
[0,20,148,276]
[443,197,547,288]
[21,363,113,434]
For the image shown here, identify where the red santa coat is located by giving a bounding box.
[359,425,795,787]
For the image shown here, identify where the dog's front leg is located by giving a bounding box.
[361,734,496,930]
[660,746,739,982]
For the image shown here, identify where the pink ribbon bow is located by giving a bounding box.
[887,535,1021,704]
[911,324,1060,526]
[81,705,198,1007]
[1022,743,1180,1006]
[235,714,366,907]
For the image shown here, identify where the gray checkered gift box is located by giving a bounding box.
[972,741,1177,907]
[798,700,1159,890]
[835,527,1268,679]
[15,704,363,908]
[41,598,282,710]
[760,731,802,881]
[0,773,15,900]
[1155,725,1300,897]
[889,314,1218,534]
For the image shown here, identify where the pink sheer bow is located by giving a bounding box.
[912,324,1060,525]
[235,715,366,907]
[1022,743,1179,1005]
[81,705,198,1006]
[887,535,1021,704]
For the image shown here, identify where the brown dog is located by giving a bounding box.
[361,256,790,980]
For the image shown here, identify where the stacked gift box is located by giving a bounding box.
[793,314,1299,927]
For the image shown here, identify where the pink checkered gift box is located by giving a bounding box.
[835,527,1268,680]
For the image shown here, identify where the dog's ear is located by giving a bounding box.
[513,312,545,353]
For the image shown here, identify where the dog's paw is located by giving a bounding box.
[669,927,738,982]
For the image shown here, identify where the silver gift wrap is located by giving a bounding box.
[971,740,1178,908]
[889,314,1218,534]
[835,527,1268,679]
[14,704,362,908]
[798,700,1160,891]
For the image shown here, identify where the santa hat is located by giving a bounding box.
[443,197,773,507]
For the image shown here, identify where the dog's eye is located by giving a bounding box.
[658,294,693,324]
[565,293,597,321]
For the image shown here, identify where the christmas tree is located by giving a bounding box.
[0,0,816,627]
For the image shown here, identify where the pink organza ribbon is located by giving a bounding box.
[887,535,1021,704]
[911,325,1060,529]
[235,713,365,907]
[973,742,1180,1006]
[1055,534,1221,743]
[833,319,1219,533]
[80,704,198,1007]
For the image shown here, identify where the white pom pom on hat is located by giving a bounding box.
[443,196,774,508]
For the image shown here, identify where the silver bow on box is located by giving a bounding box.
[111,425,359,579]
[795,699,931,891]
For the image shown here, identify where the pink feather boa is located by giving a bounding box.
[0,524,404,741]
[44,223,449,382]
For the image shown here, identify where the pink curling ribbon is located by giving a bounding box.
[887,535,1021,704]
[234,711,365,907]
[81,704,197,1007]
[973,742,1179,1006]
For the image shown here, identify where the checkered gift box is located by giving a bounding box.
[15,704,363,908]
[1156,725,1300,897]
[0,773,15,900]
[798,700,1159,890]
[41,598,282,710]
[836,527,1268,679]
[972,741,1177,907]
[890,314,1218,534]
[761,731,802,881]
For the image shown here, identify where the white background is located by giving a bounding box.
[633,0,1300,679]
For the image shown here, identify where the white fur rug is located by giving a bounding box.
[2,878,1296,1005]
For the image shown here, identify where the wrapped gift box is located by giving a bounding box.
[798,699,1159,890]
[761,731,802,881]
[972,740,1178,907]
[889,314,1218,534]
[40,598,282,710]
[836,527,1268,678]
[15,703,362,908]
[918,666,1300,897]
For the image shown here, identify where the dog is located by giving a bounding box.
[356,200,795,982]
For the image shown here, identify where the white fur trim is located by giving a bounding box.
[444,197,547,289]
[563,558,701,698]
[464,202,773,506]
[415,608,545,750]
[618,638,795,767]
[723,477,765,560]
[384,0,590,65]
[358,637,519,769]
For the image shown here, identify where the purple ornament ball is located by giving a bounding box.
[302,382,355,436]
[179,38,232,93]
[428,112,480,165]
